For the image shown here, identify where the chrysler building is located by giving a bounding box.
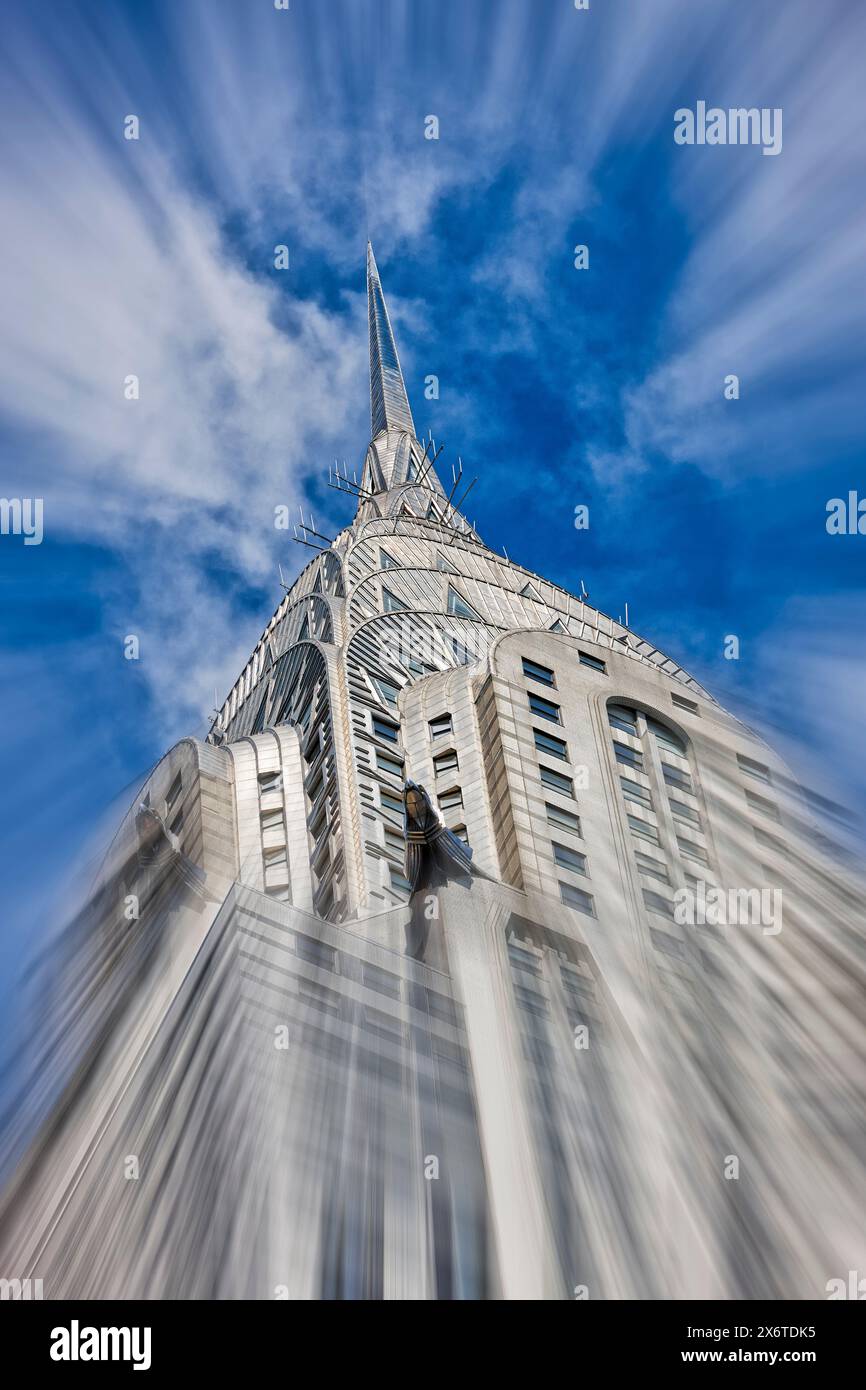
[0,247,862,1301]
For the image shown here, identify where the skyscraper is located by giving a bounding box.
[1,247,863,1300]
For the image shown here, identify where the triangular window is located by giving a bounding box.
[380,548,400,569]
[382,587,403,613]
[447,585,480,620]
[520,581,543,602]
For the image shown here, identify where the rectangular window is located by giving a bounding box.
[363,1006,405,1045]
[754,824,787,856]
[647,718,686,755]
[376,750,403,778]
[528,692,561,723]
[374,676,400,707]
[264,846,288,868]
[451,823,469,843]
[745,788,780,821]
[429,714,452,740]
[513,982,549,1017]
[257,770,283,794]
[620,775,653,809]
[628,813,660,844]
[389,865,412,896]
[560,881,596,916]
[662,762,693,792]
[669,798,701,828]
[372,714,400,743]
[260,808,285,831]
[672,693,698,714]
[553,842,587,875]
[298,976,341,1013]
[380,788,403,816]
[738,753,771,784]
[613,741,643,770]
[677,835,708,864]
[608,704,638,736]
[362,961,401,999]
[545,802,581,835]
[540,766,575,797]
[534,728,568,760]
[384,825,404,858]
[381,587,403,613]
[169,809,184,837]
[438,787,464,812]
[433,749,459,776]
[508,939,542,977]
[635,851,669,883]
[643,888,674,919]
[650,928,684,959]
[295,934,338,972]
[579,650,606,674]
[522,657,555,687]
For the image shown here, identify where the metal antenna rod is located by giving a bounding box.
[440,461,464,516]
[326,478,376,502]
[447,475,477,521]
[292,530,329,553]
[414,440,443,491]
[297,507,334,545]
[405,438,432,489]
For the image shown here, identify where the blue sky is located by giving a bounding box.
[1,0,865,1022]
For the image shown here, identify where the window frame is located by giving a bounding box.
[578,650,607,674]
[534,727,569,761]
[528,691,562,723]
[552,841,588,876]
[522,656,556,688]
[560,881,596,916]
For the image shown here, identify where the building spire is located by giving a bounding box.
[367,242,416,439]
